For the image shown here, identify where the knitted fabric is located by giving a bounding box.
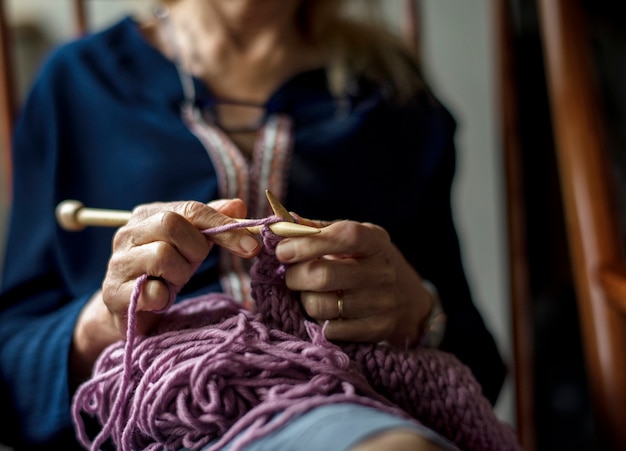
[72,219,521,451]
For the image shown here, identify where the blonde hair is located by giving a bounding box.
[297,0,425,102]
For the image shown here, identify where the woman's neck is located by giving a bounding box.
[141,0,324,157]
[156,0,322,103]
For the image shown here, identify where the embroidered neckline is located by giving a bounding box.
[154,5,268,134]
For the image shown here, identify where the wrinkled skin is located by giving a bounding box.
[277,214,433,347]
[70,198,261,383]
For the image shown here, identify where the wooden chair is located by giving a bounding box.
[537,0,626,449]
[498,0,626,448]
[494,0,536,448]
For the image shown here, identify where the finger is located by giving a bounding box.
[105,239,199,313]
[300,291,347,321]
[104,275,173,337]
[131,198,246,221]
[284,256,395,294]
[110,300,163,339]
[140,277,174,312]
[301,287,394,322]
[323,315,396,344]
[174,200,260,257]
[276,220,388,263]
[137,240,201,287]
[116,210,213,263]
[208,198,248,218]
[288,212,333,228]
[132,200,260,258]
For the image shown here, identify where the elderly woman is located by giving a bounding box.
[0,0,507,449]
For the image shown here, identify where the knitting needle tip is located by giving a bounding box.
[265,190,294,222]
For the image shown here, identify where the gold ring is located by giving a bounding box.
[337,292,344,320]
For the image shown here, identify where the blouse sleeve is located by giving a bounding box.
[0,48,91,447]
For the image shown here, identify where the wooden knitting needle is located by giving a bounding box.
[56,197,319,237]
[265,189,295,223]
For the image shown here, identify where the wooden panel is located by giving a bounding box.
[494,0,535,448]
[537,0,626,449]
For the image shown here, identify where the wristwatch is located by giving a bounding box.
[419,280,447,348]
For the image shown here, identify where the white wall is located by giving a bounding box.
[379,0,514,426]
[0,0,514,428]
[419,0,514,426]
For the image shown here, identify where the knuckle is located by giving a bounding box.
[159,210,187,236]
[366,222,390,241]
[307,262,334,289]
[378,265,396,285]
[336,220,363,245]
[302,293,336,319]
[111,229,127,250]
[112,223,137,249]
[180,200,207,220]
[129,203,153,220]
[149,240,172,266]
[101,278,126,314]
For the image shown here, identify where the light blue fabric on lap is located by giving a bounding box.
[187,403,457,451]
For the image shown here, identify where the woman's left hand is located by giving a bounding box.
[275,217,433,346]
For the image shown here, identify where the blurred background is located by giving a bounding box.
[3,0,624,450]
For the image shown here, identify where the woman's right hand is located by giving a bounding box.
[70,198,261,383]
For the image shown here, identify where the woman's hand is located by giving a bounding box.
[70,198,261,383]
[275,216,434,347]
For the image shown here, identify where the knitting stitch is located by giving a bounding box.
[72,219,521,451]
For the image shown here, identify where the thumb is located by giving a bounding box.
[208,198,248,218]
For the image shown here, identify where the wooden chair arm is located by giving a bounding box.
[599,264,626,314]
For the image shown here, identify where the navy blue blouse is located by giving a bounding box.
[0,17,506,448]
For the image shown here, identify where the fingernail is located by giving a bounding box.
[240,235,260,253]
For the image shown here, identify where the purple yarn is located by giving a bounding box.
[72,217,521,451]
